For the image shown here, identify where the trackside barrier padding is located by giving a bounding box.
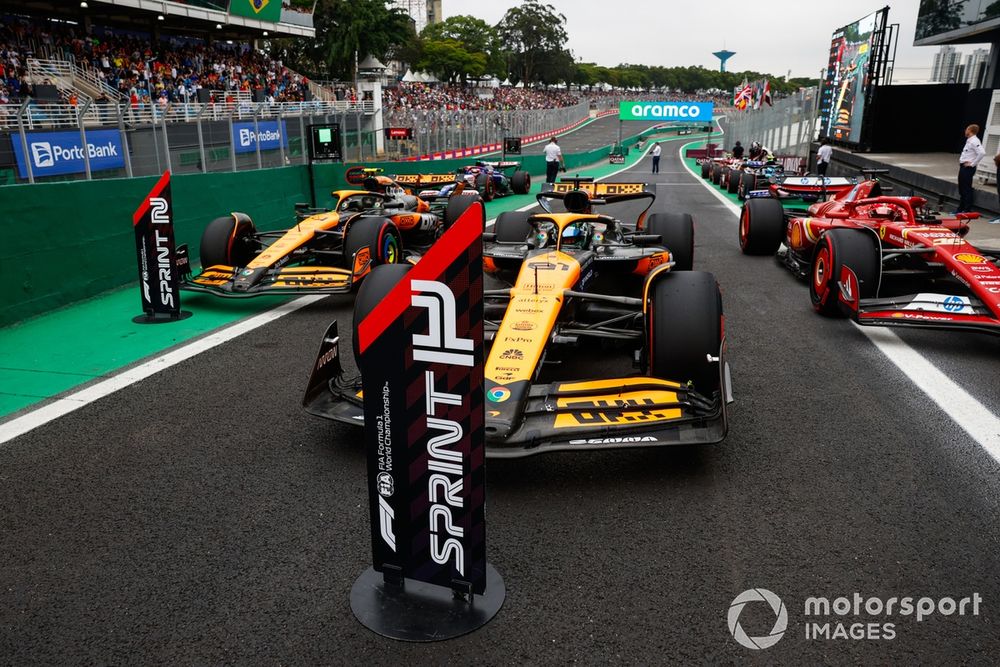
[0,124,679,327]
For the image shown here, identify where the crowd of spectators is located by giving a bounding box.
[0,16,311,109]
[382,82,581,113]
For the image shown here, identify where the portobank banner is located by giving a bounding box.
[231,120,288,154]
[619,101,714,122]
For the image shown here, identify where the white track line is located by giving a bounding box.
[0,296,326,446]
[679,139,1000,465]
[0,131,671,446]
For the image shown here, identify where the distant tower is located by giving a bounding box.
[713,50,736,72]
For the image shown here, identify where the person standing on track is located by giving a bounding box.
[544,137,565,184]
[958,124,985,214]
[816,137,833,177]
[651,142,661,174]
[732,141,744,159]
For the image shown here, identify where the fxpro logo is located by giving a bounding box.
[29,139,119,167]
[411,279,474,576]
[238,127,282,147]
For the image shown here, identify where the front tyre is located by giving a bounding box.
[810,229,881,317]
[738,198,784,255]
[352,264,411,364]
[646,271,723,395]
[511,170,531,194]
[199,213,256,269]
[344,216,402,271]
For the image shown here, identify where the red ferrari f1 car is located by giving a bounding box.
[739,175,1000,334]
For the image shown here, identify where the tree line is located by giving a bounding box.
[270,0,817,93]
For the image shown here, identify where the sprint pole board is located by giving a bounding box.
[351,200,503,641]
[131,171,191,324]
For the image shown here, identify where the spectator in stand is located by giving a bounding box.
[816,137,832,177]
[957,124,985,214]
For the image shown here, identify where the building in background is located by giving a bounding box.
[931,45,961,82]
[963,47,991,85]
[426,0,443,26]
[391,0,429,33]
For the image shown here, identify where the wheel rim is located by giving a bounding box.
[813,244,831,305]
[380,227,399,264]
[739,209,750,247]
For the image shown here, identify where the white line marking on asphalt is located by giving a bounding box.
[679,137,1000,464]
[0,296,326,446]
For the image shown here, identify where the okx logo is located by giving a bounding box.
[728,588,788,650]
[31,142,54,168]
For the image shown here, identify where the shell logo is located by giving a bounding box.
[955,253,987,264]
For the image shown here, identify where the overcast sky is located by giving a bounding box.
[442,0,989,81]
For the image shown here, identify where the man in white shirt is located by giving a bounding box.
[958,124,986,213]
[651,142,662,174]
[544,137,564,184]
[817,137,833,176]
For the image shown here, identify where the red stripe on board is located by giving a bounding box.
[132,170,171,226]
[357,201,483,354]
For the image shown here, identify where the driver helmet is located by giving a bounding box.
[561,222,592,248]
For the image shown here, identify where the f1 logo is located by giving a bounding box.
[411,280,474,367]
[31,142,54,168]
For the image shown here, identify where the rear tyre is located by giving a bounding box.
[511,170,531,194]
[646,212,694,271]
[737,172,755,201]
[646,271,723,394]
[353,263,411,364]
[810,229,880,317]
[493,211,533,243]
[344,216,401,270]
[701,161,710,179]
[475,173,495,202]
[727,170,741,194]
[199,213,256,269]
[712,165,723,185]
[738,198,785,255]
[444,192,485,230]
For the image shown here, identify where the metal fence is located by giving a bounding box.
[382,101,590,159]
[721,88,819,160]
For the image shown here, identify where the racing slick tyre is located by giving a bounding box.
[739,198,784,256]
[344,216,402,272]
[737,172,755,201]
[727,170,741,194]
[493,211,533,243]
[352,263,411,364]
[810,229,880,317]
[701,161,710,179]
[444,191,486,230]
[200,213,256,269]
[646,213,694,271]
[511,170,531,195]
[646,271,723,395]
[712,166,723,185]
[476,173,495,202]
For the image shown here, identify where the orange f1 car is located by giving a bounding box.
[304,177,732,457]
[179,181,482,298]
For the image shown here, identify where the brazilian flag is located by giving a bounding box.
[229,0,282,22]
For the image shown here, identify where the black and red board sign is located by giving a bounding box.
[384,127,414,140]
[356,202,487,594]
[132,170,188,323]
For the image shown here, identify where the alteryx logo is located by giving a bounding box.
[12,129,125,178]
[619,101,714,122]
[31,142,54,168]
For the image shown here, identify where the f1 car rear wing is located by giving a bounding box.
[538,178,655,215]
[477,160,522,170]
[392,173,459,188]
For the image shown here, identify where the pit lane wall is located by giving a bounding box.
[0,124,676,327]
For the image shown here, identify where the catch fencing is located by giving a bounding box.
[722,87,819,161]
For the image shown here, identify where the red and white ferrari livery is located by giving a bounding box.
[738,177,1000,335]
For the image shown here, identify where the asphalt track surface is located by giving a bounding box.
[3,123,1000,664]
[524,113,666,154]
